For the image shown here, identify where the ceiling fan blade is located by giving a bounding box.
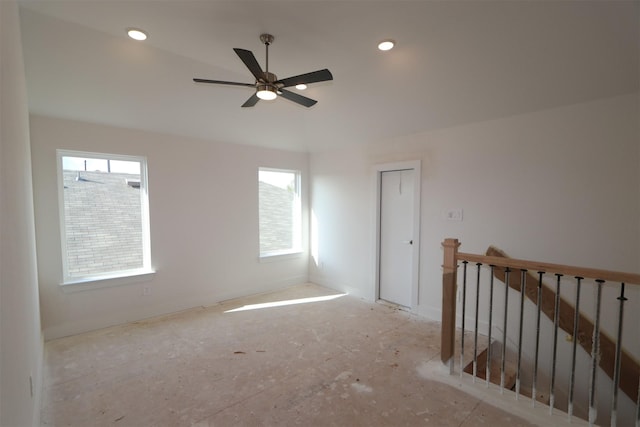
[279,89,317,108]
[233,48,265,81]
[193,78,255,88]
[241,93,260,108]
[275,69,333,88]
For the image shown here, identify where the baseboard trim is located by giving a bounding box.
[43,275,309,340]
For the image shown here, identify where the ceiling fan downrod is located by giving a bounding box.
[260,34,274,77]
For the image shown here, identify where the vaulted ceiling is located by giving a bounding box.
[18,1,639,152]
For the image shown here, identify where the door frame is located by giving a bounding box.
[373,160,421,310]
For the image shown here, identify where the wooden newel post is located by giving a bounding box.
[441,238,460,372]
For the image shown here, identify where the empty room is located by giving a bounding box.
[1,0,639,426]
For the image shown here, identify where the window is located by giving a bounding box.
[57,150,152,284]
[258,168,302,257]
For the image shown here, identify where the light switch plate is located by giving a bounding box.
[443,208,463,221]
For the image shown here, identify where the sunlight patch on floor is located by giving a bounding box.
[224,293,347,313]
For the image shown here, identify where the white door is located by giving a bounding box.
[379,169,415,307]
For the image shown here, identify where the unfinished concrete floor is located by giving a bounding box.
[42,283,535,426]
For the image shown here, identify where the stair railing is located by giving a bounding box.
[441,238,640,427]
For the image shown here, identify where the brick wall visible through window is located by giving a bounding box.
[63,170,142,275]
[258,168,301,256]
[58,151,151,281]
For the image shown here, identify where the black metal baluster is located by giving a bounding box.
[550,274,562,415]
[635,379,639,427]
[568,276,583,421]
[588,280,604,426]
[487,265,495,388]
[501,267,511,393]
[473,263,482,382]
[516,269,527,400]
[532,271,544,408]
[611,283,626,427]
[460,261,468,378]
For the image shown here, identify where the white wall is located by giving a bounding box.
[311,93,640,421]
[309,148,374,298]
[310,92,640,357]
[31,116,309,340]
[0,1,44,425]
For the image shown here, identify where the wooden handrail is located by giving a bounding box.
[457,250,640,286]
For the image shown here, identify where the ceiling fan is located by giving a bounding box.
[193,34,333,108]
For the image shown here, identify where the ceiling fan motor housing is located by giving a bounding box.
[262,71,277,84]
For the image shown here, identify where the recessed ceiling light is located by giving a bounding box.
[378,40,395,51]
[127,28,147,41]
[295,84,308,90]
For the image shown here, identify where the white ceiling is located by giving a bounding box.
[18,1,639,152]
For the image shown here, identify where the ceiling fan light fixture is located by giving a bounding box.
[256,84,277,101]
[127,28,147,41]
[378,39,395,51]
[193,33,333,108]
[295,84,308,90]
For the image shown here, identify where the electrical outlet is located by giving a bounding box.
[142,286,151,296]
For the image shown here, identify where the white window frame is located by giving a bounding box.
[258,167,302,259]
[57,149,154,287]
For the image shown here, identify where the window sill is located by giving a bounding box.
[259,250,303,263]
[60,269,156,293]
